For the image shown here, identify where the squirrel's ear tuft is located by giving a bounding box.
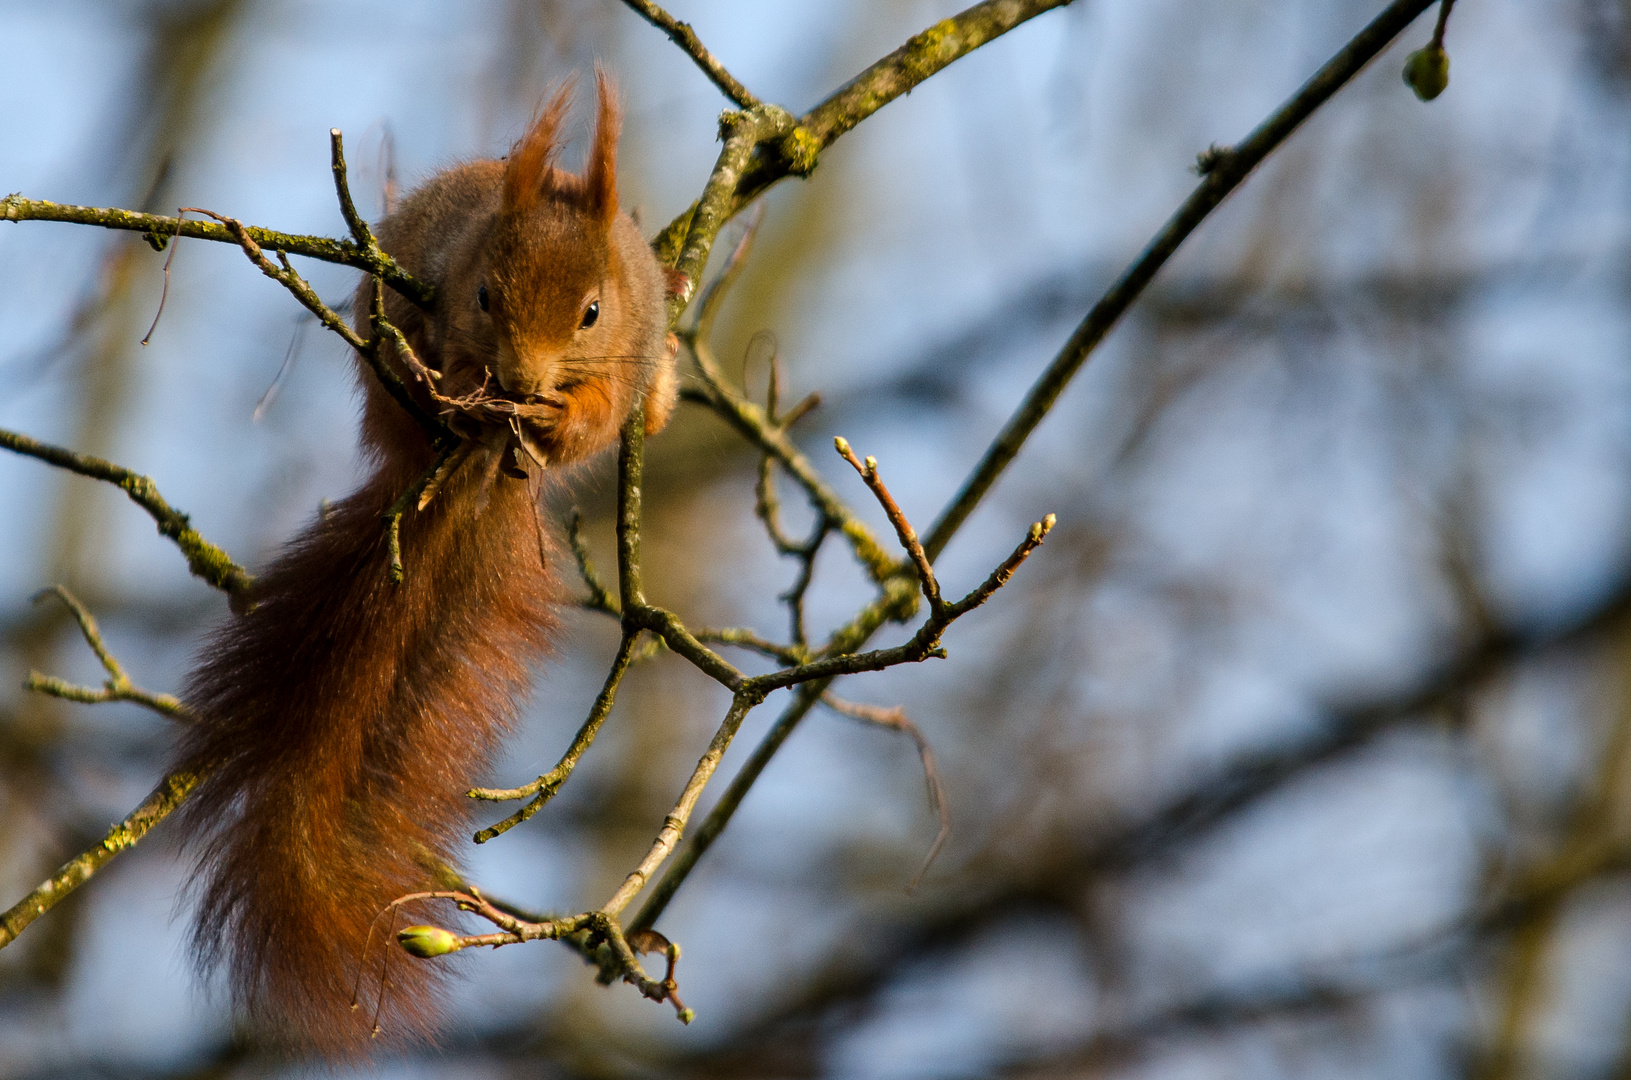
[586,67,622,228]
[503,80,574,214]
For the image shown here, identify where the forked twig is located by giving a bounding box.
[24,586,190,720]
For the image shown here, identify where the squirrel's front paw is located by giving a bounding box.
[643,334,680,436]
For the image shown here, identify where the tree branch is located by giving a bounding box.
[0,193,433,308]
[629,0,1445,940]
[923,0,1439,559]
[0,768,200,950]
[0,427,252,602]
[652,0,1079,263]
[618,0,761,109]
[23,586,190,720]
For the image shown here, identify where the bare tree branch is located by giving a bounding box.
[0,193,433,307]
[618,0,761,109]
[924,0,1439,558]
[0,428,252,601]
[0,768,200,950]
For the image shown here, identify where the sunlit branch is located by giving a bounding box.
[0,428,252,601]
[651,0,1079,263]
[923,0,1440,559]
[468,630,644,843]
[618,0,761,109]
[0,194,432,307]
[0,768,200,950]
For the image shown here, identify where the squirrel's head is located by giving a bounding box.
[467,70,669,464]
[484,72,622,399]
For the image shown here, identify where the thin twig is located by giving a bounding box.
[618,0,761,109]
[602,693,760,918]
[780,520,827,649]
[821,694,950,890]
[741,514,1053,695]
[632,683,826,933]
[694,626,809,665]
[190,206,446,443]
[383,446,454,583]
[1431,0,1457,47]
[734,334,834,646]
[568,509,620,616]
[469,631,643,843]
[632,521,1050,930]
[684,348,897,582]
[139,209,189,346]
[187,207,364,349]
[755,454,831,646]
[369,276,442,386]
[253,319,308,422]
[329,128,380,255]
[835,436,944,616]
[381,891,693,1021]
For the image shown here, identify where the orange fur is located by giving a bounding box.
[584,69,621,226]
[174,75,673,1058]
[501,81,571,215]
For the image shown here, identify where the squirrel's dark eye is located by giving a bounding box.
[579,301,599,330]
[477,284,489,312]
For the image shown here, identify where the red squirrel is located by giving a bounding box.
[173,73,677,1056]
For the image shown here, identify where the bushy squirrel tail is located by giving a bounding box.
[174,456,556,1057]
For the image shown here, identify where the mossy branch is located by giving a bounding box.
[651,0,1078,262]
[0,427,252,602]
[0,768,201,950]
[0,193,432,308]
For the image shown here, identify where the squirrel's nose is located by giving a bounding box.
[497,343,555,398]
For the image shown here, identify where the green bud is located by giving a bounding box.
[1403,45,1450,101]
[396,925,461,958]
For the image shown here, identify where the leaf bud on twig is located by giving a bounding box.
[1403,44,1449,101]
[396,925,461,958]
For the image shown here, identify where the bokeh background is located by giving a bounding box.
[0,0,1624,1076]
